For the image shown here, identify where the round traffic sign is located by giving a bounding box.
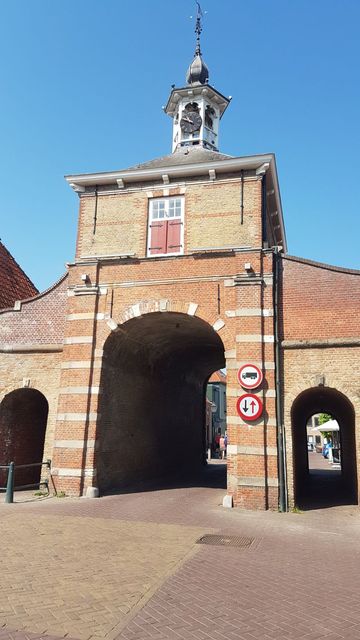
[236,393,263,421]
[237,364,263,389]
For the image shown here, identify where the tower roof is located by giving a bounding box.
[0,241,38,309]
[186,53,209,86]
[186,2,209,86]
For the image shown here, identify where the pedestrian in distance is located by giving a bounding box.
[219,434,226,460]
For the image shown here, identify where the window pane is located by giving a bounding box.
[168,198,182,218]
[168,200,175,217]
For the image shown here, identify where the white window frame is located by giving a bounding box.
[147,196,185,257]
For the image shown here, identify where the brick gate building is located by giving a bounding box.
[0,30,359,510]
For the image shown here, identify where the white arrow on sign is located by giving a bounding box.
[236,393,263,421]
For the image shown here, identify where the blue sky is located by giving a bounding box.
[1,0,359,292]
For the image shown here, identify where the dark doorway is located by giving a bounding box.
[96,312,226,494]
[292,387,357,508]
[0,388,48,487]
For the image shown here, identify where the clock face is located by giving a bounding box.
[180,111,202,133]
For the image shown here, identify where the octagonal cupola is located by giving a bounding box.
[164,4,230,152]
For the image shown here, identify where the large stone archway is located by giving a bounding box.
[291,386,357,508]
[96,312,225,493]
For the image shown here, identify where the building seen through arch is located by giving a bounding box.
[292,388,357,508]
[0,15,359,510]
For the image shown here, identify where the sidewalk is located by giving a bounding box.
[0,463,359,640]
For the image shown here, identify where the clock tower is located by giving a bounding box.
[164,6,230,152]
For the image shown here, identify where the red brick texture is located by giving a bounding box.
[0,241,38,310]
[281,255,360,507]
[0,273,68,345]
[281,255,360,340]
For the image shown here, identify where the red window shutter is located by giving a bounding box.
[149,220,167,255]
[167,220,183,253]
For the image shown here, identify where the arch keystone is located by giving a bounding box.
[159,299,169,312]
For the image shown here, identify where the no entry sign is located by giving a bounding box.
[237,393,263,421]
[237,364,263,389]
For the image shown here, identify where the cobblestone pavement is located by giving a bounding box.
[1,463,360,640]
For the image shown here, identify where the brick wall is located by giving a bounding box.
[0,274,68,345]
[281,256,360,340]
[281,256,360,506]
[76,177,262,259]
[0,275,68,469]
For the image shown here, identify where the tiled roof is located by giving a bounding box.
[0,241,38,310]
[208,370,227,384]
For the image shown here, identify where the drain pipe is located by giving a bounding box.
[273,248,288,512]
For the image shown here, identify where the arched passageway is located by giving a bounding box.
[291,387,357,508]
[97,312,225,493]
[0,389,48,487]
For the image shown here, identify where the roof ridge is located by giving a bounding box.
[0,240,38,293]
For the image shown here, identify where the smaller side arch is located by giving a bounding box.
[0,388,49,487]
[291,386,357,508]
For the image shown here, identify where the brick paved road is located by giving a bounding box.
[1,463,360,640]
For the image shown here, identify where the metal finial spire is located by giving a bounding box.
[195,1,203,55]
[186,2,209,85]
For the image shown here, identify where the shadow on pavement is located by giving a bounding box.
[102,461,227,496]
[297,470,358,510]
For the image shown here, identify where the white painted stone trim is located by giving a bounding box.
[236,334,274,343]
[107,318,118,331]
[226,361,275,370]
[54,440,96,449]
[187,302,198,316]
[56,413,98,421]
[64,336,93,345]
[227,445,277,456]
[59,387,100,395]
[132,303,141,317]
[61,361,101,369]
[213,319,225,332]
[226,387,276,398]
[53,468,95,478]
[237,477,278,488]
[224,349,236,359]
[225,308,273,317]
[67,313,105,321]
[227,416,277,426]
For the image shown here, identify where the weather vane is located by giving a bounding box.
[190,2,207,56]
